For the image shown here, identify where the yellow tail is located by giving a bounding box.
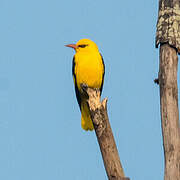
[81,100,94,131]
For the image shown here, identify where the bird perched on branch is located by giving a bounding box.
[65,39,105,131]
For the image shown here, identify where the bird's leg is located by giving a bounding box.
[80,83,89,99]
[95,88,100,93]
[81,83,88,91]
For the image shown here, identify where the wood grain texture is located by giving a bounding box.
[158,44,180,180]
[81,84,129,180]
[156,0,180,179]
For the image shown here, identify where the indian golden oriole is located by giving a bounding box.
[66,39,105,131]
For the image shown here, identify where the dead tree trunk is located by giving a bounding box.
[81,84,130,180]
[156,1,180,180]
[158,44,180,180]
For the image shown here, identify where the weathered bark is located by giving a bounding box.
[158,44,180,180]
[81,84,130,180]
[156,0,180,53]
[156,0,180,179]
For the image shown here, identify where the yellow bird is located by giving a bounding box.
[66,39,105,131]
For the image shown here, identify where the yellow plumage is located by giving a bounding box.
[66,39,105,131]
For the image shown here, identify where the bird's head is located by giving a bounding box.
[65,39,99,53]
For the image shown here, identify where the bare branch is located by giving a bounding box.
[81,84,130,180]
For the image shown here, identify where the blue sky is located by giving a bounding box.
[0,0,167,179]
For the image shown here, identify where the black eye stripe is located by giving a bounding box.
[78,44,88,48]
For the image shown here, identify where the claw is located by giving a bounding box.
[80,83,88,91]
[80,83,89,99]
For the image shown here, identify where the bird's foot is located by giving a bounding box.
[81,83,88,92]
[80,83,89,99]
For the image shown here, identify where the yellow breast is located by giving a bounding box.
[74,52,104,90]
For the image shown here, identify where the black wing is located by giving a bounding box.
[72,56,81,110]
[100,54,105,95]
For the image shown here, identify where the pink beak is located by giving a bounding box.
[65,44,77,50]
